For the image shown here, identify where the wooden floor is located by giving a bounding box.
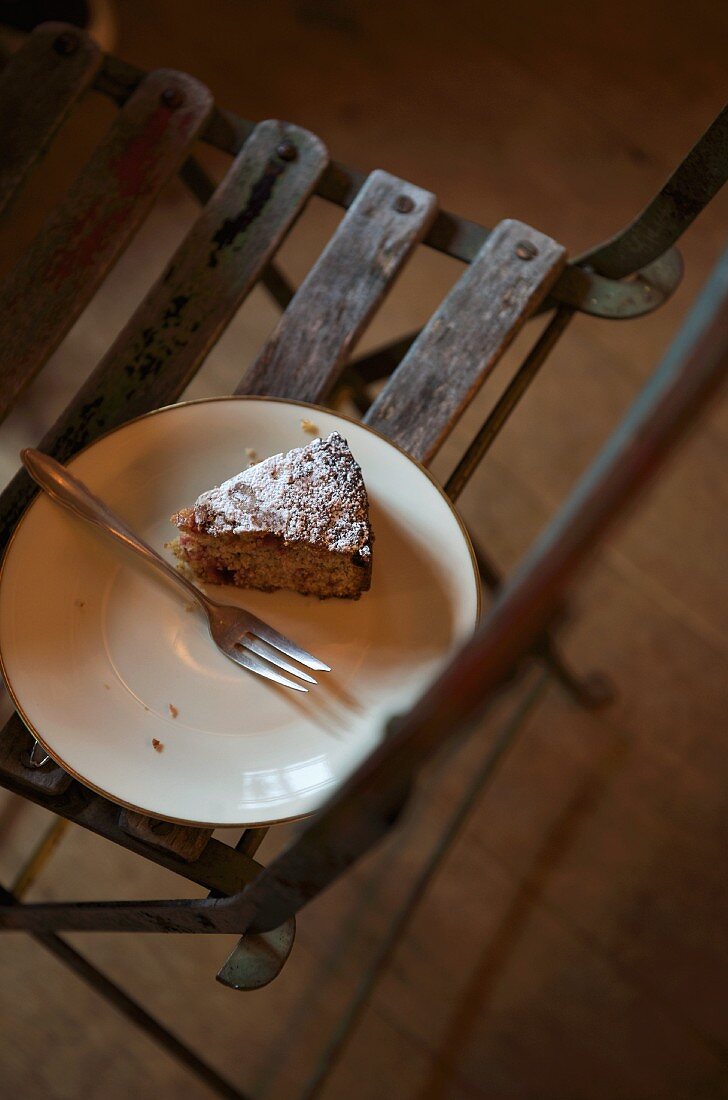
[0,1,727,1096]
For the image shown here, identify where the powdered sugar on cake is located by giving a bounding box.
[185,432,371,557]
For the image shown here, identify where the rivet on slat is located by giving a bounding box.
[394,195,415,214]
[515,240,538,261]
[160,87,185,109]
[53,32,79,56]
[276,141,298,162]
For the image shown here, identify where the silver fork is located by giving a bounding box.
[21,449,330,693]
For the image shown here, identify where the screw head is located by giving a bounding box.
[394,194,415,214]
[276,140,298,162]
[53,32,79,56]
[160,87,185,109]
[515,240,538,261]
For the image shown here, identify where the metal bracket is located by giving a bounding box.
[216,920,296,990]
[577,104,728,278]
[20,738,51,770]
[547,247,684,319]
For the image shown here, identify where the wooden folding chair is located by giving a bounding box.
[0,24,726,1099]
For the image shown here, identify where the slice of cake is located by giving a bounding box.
[171,431,373,599]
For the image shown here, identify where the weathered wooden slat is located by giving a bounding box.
[0,121,327,555]
[119,811,213,863]
[78,120,324,426]
[0,67,213,425]
[238,170,437,402]
[0,23,102,218]
[364,220,567,462]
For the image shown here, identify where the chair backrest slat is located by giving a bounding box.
[364,219,566,462]
[0,23,101,218]
[0,68,213,425]
[238,169,437,403]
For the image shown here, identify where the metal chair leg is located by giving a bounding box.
[11,818,69,899]
[471,536,615,710]
[535,635,616,710]
[4,826,249,1098]
[2,892,248,1099]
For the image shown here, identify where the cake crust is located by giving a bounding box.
[171,431,373,599]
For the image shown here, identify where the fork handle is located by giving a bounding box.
[21,449,210,613]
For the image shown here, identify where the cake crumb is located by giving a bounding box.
[175,560,196,581]
[74,599,85,608]
[144,705,150,712]
[168,703,178,718]
[152,738,164,753]
[300,418,319,434]
[103,683,110,690]
[184,603,195,613]
[245,447,258,464]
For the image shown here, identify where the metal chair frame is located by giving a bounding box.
[0,23,726,1099]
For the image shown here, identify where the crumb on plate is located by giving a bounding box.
[74,599,85,608]
[152,738,164,753]
[300,418,318,434]
[245,447,258,464]
[168,703,178,718]
[103,683,110,690]
[184,603,195,613]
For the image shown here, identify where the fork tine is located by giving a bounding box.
[242,613,331,672]
[242,636,318,685]
[224,644,308,692]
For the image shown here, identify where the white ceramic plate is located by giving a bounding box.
[0,398,479,826]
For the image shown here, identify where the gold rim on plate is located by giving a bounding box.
[0,395,481,828]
